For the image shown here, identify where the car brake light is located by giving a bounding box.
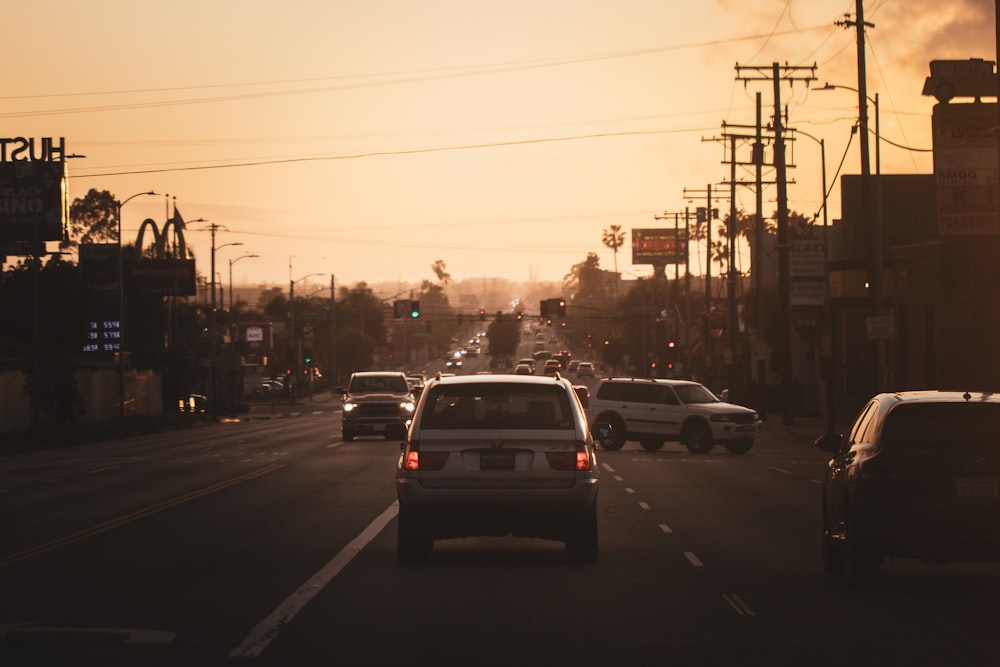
[404,441,449,471]
[546,441,592,471]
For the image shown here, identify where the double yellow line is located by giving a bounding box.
[0,463,285,568]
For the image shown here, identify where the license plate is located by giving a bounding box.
[957,478,998,499]
[480,450,515,471]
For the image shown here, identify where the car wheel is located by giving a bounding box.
[723,438,753,455]
[639,437,665,451]
[683,422,714,454]
[598,413,627,451]
[566,507,598,564]
[397,512,432,563]
[844,520,880,587]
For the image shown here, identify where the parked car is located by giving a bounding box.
[817,390,1000,587]
[586,377,761,453]
[390,373,608,563]
[337,371,415,442]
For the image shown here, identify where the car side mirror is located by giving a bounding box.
[590,421,613,450]
[815,433,842,453]
[385,422,409,444]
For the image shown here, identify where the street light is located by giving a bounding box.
[289,271,326,403]
[229,253,259,311]
[816,81,885,392]
[115,190,158,418]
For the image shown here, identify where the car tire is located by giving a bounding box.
[639,437,665,451]
[723,438,753,455]
[397,511,432,563]
[683,422,714,454]
[566,507,598,564]
[844,520,880,588]
[597,413,627,451]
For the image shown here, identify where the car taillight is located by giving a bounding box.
[404,441,449,471]
[546,441,592,471]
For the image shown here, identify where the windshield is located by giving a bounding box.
[348,375,409,393]
[673,384,719,404]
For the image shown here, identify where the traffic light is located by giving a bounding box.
[409,301,420,319]
[392,300,407,318]
[479,308,486,321]
[557,298,566,317]
[540,300,549,318]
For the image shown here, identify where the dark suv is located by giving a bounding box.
[338,372,415,441]
[817,390,1000,587]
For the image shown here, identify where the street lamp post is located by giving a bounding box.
[817,82,884,392]
[289,269,326,403]
[115,190,157,418]
[229,253,259,312]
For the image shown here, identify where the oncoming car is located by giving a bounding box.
[390,373,607,563]
[337,371,415,441]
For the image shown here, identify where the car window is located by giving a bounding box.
[349,375,408,393]
[595,382,627,401]
[420,384,573,429]
[673,384,717,404]
[881,402,1000,452]
[848,400,878,446]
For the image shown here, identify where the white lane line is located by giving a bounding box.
[768,466,792,475]
[683,551,704,567]
[658,523,672,534]
[614,475,623,482]
[45,479,62,485]
[624,487,635,495]
[601,463,615,473]
[229,501,399,658]
[809,479,822,484]
[723,594,756,616]
[638,501,651,511]
[88,466,120,475]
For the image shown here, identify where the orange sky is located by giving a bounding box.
[4,0,995,291]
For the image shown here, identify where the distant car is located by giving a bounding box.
[514,363,533,375]
[516,358,536,372]
[337,371,415,442]
[542,359,562,376]
[566,360,580,373]
[586,377,761,453]
[178,393,207,413]
[576,361,596,378]
[817,390,1000,587]
[405,373,427,397]
[391,373,606,563]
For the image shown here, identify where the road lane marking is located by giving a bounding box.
[723,594,756,616]
[768,466,792,475]
[0,463,285,569]
[683,551,704,567]
[600,463,615,473]
[658,523,672,534]
[88,466,120,474]
[229,500,399,658]
[638,501,651,511]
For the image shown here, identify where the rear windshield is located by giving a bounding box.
[420,383,574,430]
[348,375,409,393]
[881,402,1000,451]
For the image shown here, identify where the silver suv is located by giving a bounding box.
[586,377,761,454]
[337,371,415,441]
[391,373,604,563]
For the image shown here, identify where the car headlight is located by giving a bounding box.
[344,402,357,413]
[401,401,415,413]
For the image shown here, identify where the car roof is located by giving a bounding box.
[598,376,700,387]
[351,371,405,377]
[428,373,570,387]
[880,390,1000,405]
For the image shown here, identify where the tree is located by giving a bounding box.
[601,225,626,275]
[563,252,600,297]
[431,259,451,287]
[67,188,119,250]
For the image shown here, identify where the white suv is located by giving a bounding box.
[586,377,761,454]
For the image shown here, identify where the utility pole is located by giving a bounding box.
[735,61,817,424]
[838,1,881,394]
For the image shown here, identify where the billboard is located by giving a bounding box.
[932,101,1000,235]
[631,228,687,265]
[0,160,66,243]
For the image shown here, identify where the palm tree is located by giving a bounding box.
[601,225,626,275]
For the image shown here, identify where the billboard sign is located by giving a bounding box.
[631,228,687,265]
[0,159,66,243]
[932,101,1000,235]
